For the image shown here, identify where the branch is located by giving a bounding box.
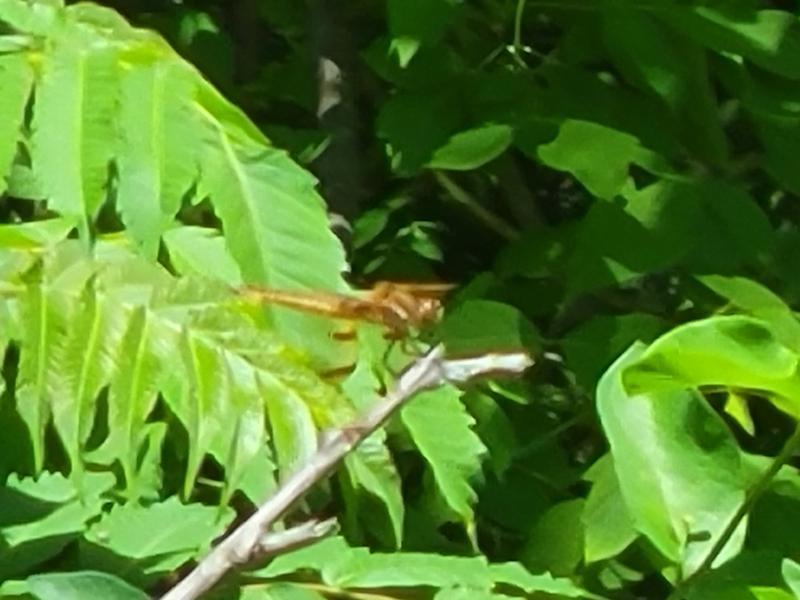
[434,171,520,241]
[161,345,533,600]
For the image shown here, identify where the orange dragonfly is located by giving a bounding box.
[235,280,455,341]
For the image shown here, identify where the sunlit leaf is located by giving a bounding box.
[0,53,32,194]
[599,344,747,576]
[622,316,800,419]
[116,57,199,258]
[401,386,486,533]
[28,571,148,600]
[31,27,118,237]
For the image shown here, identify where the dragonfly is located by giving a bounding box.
[235,280,455,342]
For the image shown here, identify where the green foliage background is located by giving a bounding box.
[3,0,800,599]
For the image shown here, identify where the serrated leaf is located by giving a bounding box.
[0,472,114,580]
[489,562,599,598]
[0,53,32,194]
[163,226,243,285]
[15,284,66,472]
[50,283,126,482]
[84,497,234,568]
[254,536,360,580]
[31,29,118,237]
[599,343,747,576]
[401,386,486,532]
[196,123,348,365]
[212,355,271,506]
[427,124,512,171]
[27,571,148,600]
[330,552,491,590]
[103,306,171,497]
[260,369,318,478]
[343,433,404,547]
[177,329,229,495]
[116,58,199,258]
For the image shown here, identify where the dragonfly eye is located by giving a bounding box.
[417,298,443,324]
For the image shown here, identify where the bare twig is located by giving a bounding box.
[256,518,338,557]
[161,345,533,600]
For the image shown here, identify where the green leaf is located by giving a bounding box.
[427,125,513,171]
[489,562,599,598]
[624,179,773,273]
[343,433,405,548]
[0,218,75,250]
[661,6,800,80]
[197,130,348,366]
[84,497,233,574]
[163,226,243,285]
[49,281,126,482]
[563,313,666,390]
[15,284,65,472]
[330,552,491,590]
[27,571,148,600]
[102,306,170,496]
[0,0,60,36]
[537,120,639,200]
[749,588,797,600]
[260,366,318,478]
[520,499,585,577]
[377,89,465,175]
[724,391,755,436]
[0,472,114,580]
[116,57,199,258]
[782,558,800,597]
[31,28,118,237]
[602,9,727,164]
[463,391,517,477]
[698,275,800,350]
[762,114,800,196]
[684,549,785,600]
[599,344,747,576]
[401,386,486,532]
[242,583,327,600]
[439,299,540,357]
[582,455,638,563]
[0,53,32,194]
[253,536,361,581]
[387,0,458,56]
[622,316,800,419]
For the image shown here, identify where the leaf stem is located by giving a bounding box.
[669,422,800,599]
[512,0,529,68]
[434,171,519,241]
